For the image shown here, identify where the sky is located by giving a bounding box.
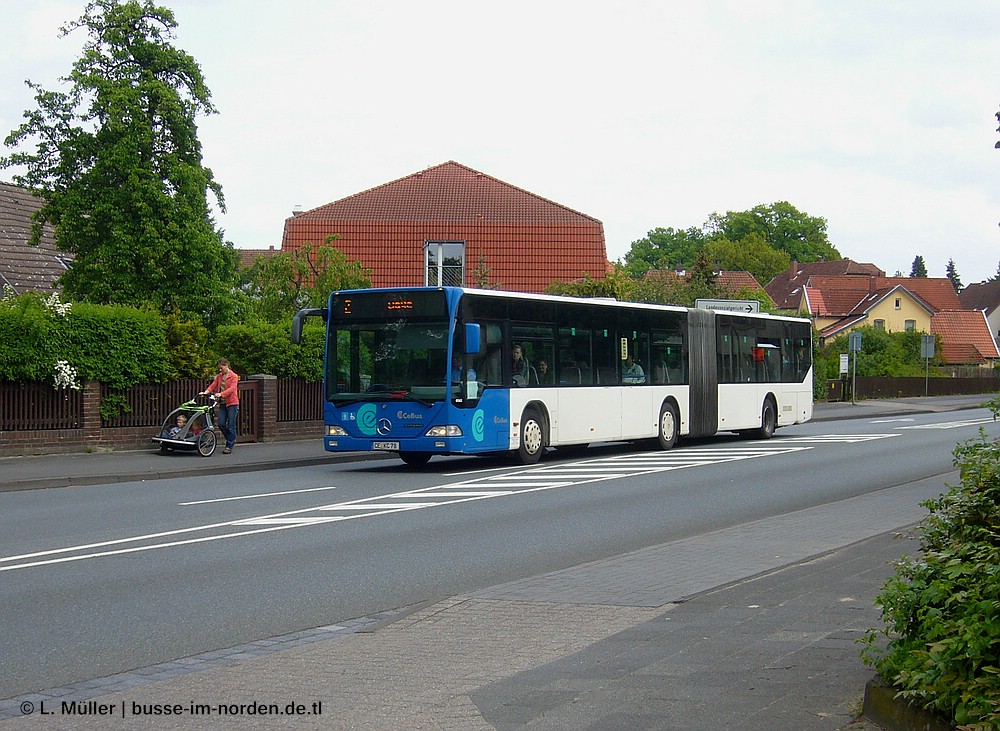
[2,0,998,284]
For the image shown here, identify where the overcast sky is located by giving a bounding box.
[2,0,998,284]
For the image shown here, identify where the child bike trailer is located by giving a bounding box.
[151,395,218,457]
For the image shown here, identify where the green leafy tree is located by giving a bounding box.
[702,231,791,285]
[238,238,372,323]
[909,255,928,278]
[945,258,962,291]
[621,226,705,279]
[704,201,840,263]
[1,0,237,326]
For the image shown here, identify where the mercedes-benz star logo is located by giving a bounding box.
[376,418,393,436]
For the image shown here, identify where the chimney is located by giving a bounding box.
[292,205,303,217]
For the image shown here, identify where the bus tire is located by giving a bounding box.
[515,408,545,465]
[755,398,777,440]
[657,401,679,451]
[399,451,432,466]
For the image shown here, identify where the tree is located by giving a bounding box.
[1,0,237,326]
[702,231,791,285]
[909,255,928,278]
[621,226,705,279]
[704,201,841,263]
[238,238,372,323]
[945,258,963,291]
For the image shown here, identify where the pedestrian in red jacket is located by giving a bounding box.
[200,358,240,453]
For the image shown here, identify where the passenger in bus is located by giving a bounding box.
[536,359,552,384]
[512,343,528,385]
[622,354,645,384]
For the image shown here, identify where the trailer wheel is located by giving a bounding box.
[197,430,217,457]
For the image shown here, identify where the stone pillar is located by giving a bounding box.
[249,374,277,442]
[82,380,102,448]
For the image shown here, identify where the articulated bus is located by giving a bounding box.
[292,287,813,465]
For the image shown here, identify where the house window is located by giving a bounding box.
[894,298,901,309]
[425,241,465,286]
[904,320,916,332]
[873,319,885,330]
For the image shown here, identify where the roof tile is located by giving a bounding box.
[280,162,608,293]
[0,182,69,294]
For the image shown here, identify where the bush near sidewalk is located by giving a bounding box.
[861,395,1000,730]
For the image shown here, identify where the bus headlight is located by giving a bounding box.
[425,425,463,437]
[327,425,348,436]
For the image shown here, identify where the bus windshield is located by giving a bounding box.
[328,318,452,406]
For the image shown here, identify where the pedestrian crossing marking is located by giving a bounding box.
[0,432,905,572]
[898,418,995,430]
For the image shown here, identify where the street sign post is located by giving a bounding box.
[921,334,935,396]
[694,299,760,314]
[848,332,862,404]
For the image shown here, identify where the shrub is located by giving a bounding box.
[0,293,169,387]
[211,320,325,381]
[861,397,1000,729]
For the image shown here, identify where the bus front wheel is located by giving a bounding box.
[399,451,432,466]
[657,401,678,451]
[515,408,545,465]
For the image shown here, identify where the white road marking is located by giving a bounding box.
[898,417,996,430]
[0,434,898,572]
[179,485,339,505]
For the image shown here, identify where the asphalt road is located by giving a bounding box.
[1,404,996,701]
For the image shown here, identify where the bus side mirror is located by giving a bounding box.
[464,323,482,354]
[291,307,327,344]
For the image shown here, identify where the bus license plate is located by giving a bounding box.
[372,441,399,451]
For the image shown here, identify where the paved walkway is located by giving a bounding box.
[0,394,993,729]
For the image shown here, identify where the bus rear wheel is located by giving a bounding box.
[742,398,777,440]
[657,401,678,450]
[515,408,545,465]
[756,398,777,439]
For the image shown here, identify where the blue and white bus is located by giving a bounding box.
[292,287,813,465]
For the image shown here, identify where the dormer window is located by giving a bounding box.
[424,241,465,286]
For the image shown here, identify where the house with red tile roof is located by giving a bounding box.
[279,161,609,294]
[783,270,998,366]
[960,278,1000,342]
[765,259,885,311]
[0,182,70,294]
[931,310,1000,365]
